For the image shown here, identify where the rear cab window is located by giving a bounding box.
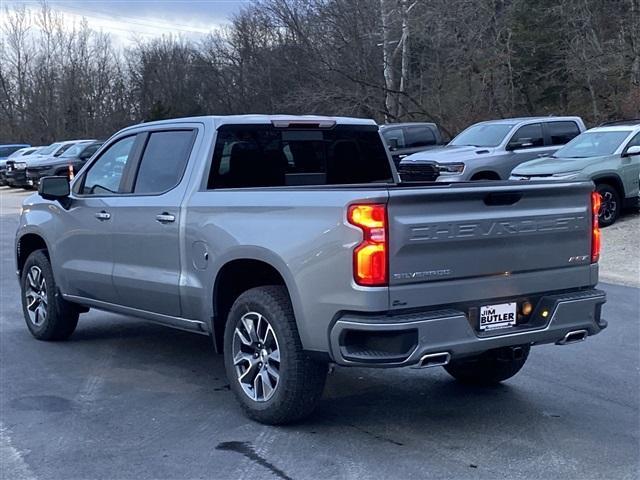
[208,124,393,188]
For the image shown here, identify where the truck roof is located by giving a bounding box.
[476,116,582,125]
[379,122,438,129]
[588,125,640,133]
[130,115,377,132]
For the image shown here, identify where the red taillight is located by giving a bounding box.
[591,191,601,263]
[347,204,388,286]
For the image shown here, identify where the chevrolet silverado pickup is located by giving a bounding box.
[16,115,606,424]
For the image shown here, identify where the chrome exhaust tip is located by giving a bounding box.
[556,329,588,345]
[414,352,451,369]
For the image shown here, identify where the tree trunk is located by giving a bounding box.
[380,0,396,121]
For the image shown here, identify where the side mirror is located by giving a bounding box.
[39,176,70,205]
[387,138,399,150]
[623,145,640,157]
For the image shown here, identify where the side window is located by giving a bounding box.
[133,130,194,194]
[509,123,544,149]
[404,126,437,148]
[547,121,580,145]
[381,128,406,149]
[81,136,136,195]
[625,132,640,149]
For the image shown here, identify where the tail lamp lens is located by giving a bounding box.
[347,204,388,286]
[591,191,601,263]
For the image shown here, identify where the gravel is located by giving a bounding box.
[599,209,640,287]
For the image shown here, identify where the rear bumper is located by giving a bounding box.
[329,289,606,367]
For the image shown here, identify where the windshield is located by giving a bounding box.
[450,123,516,147]
[62,143,89,157]
[37,143,62,156]
[7,148,28,159]
[556,131,631,158]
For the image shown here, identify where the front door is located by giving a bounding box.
[505,123,557,175]
[56,134,140,304]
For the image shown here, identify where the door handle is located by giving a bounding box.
[95,211,111,221]
[156,213,176,224]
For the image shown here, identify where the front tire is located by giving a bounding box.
[223,286,327,425]
[596,183,620,227]
[444,345,530,385]
[20,250,79,341]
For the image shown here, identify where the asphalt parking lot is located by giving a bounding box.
[1,187,639,480]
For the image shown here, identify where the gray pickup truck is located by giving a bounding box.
[16,115,606,424]
[399,116,586,182]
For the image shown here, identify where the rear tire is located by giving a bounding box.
[444,345,530,385]
[595,183,620,227]
[20,250,79,341]
[223,286,327,425]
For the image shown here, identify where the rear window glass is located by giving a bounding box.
[547,121,580,145]
[208,125,393,188]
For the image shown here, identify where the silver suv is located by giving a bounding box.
[511,121,640,226]
[399,117,586,182]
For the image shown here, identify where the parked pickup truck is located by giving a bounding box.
[379,122,445,166]
[16,115,607,424]
[399,116,586,182]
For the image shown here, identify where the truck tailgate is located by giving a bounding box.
[387,181,595,298]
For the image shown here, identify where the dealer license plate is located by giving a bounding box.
[479,302,516,331]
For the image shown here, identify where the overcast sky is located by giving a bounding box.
[4,0,250,44]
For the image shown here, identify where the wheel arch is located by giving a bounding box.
[470,170,501,181]
[16,231,51,277]
[211,254,300,353]
[592,174,625,198]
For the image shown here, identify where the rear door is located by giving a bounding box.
[387,181,594,292]
[544,121,582,148]
[109,127,198,316]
